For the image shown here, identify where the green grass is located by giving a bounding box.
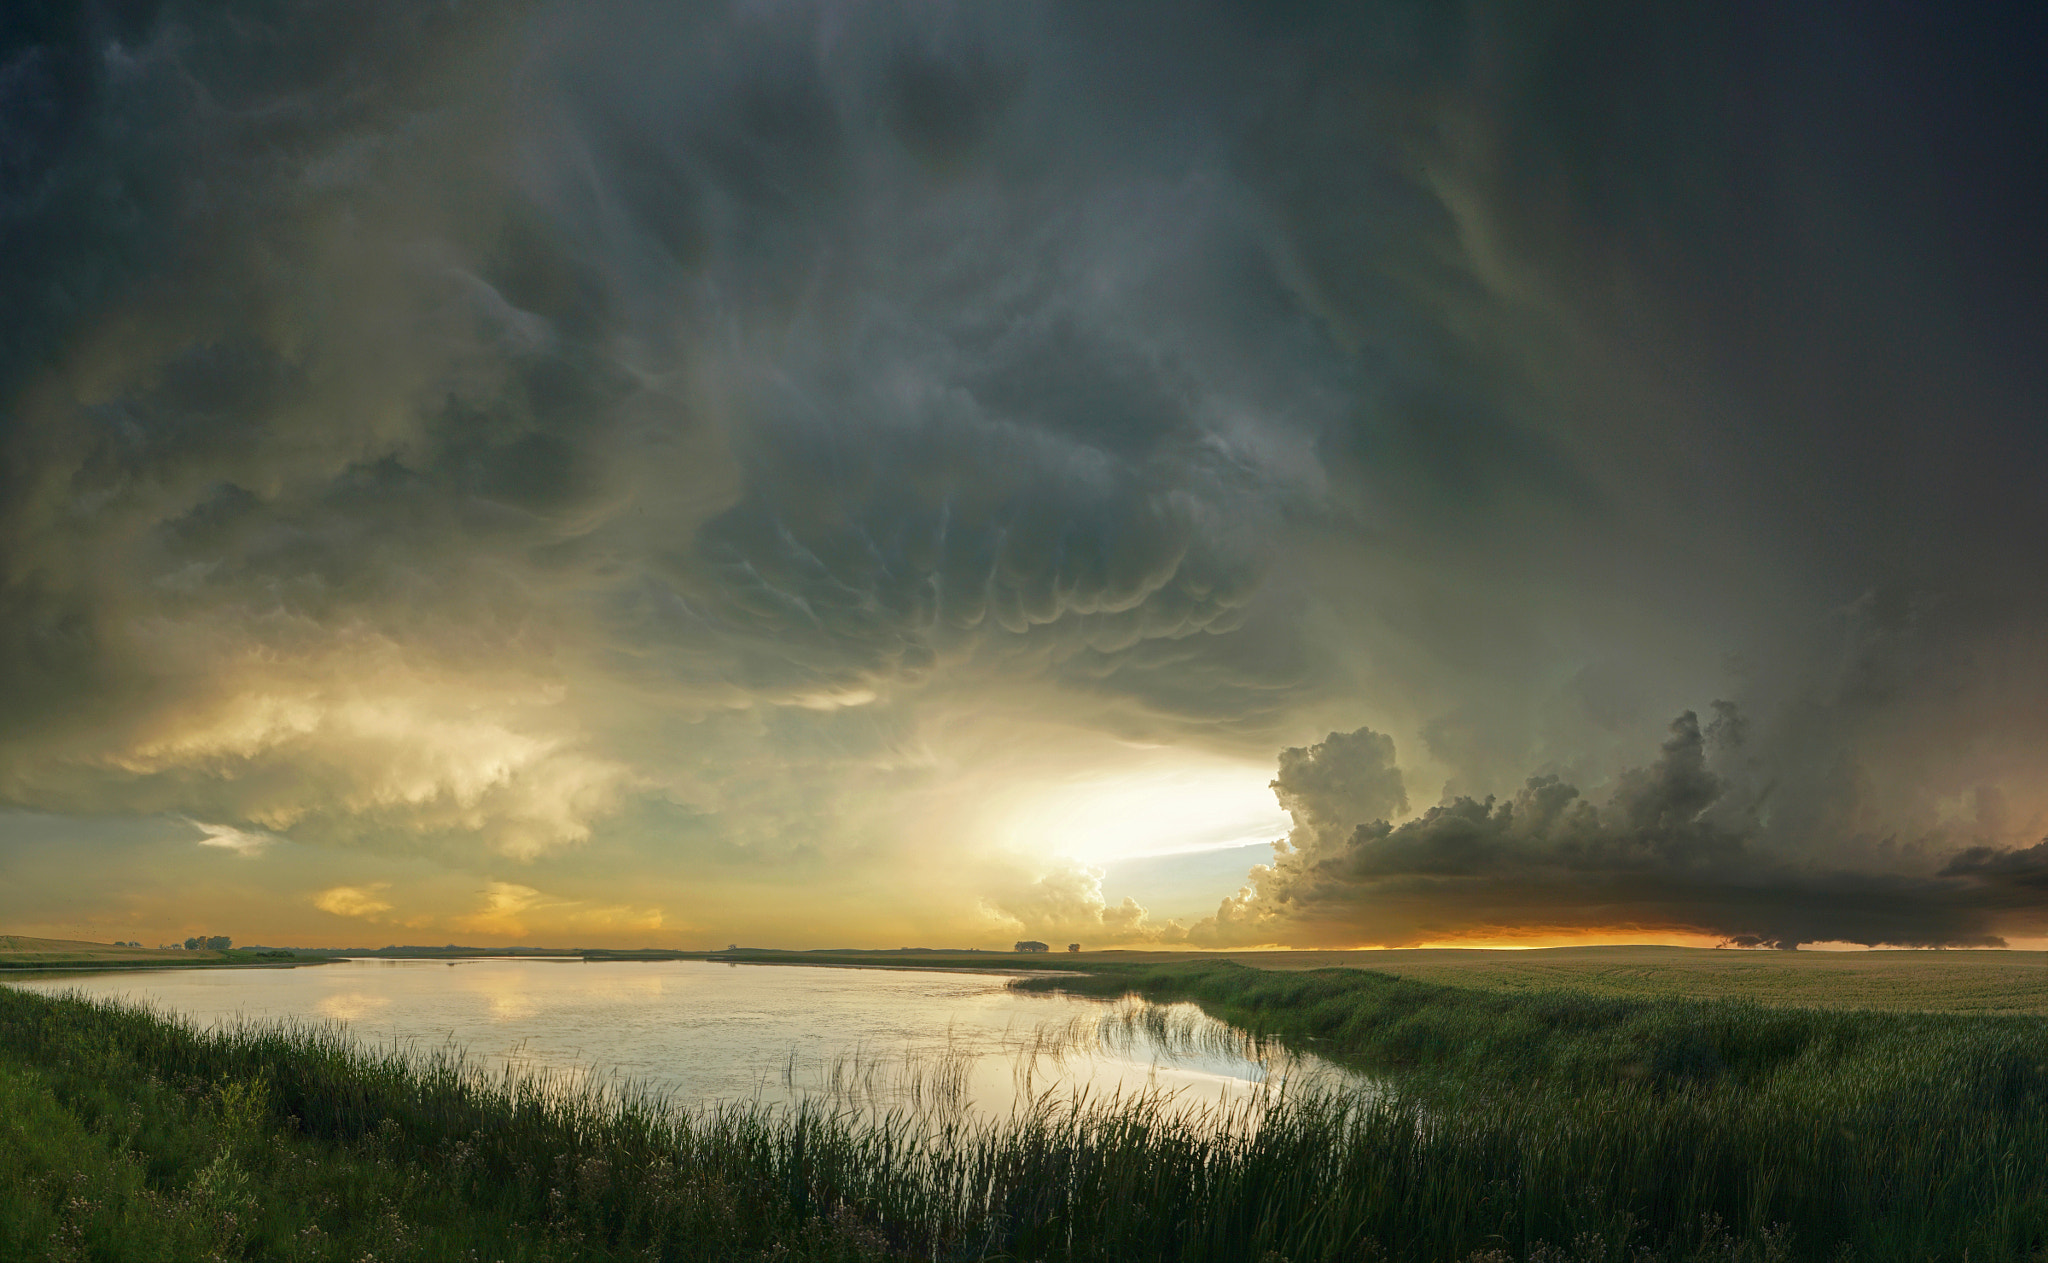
[1306,946,2048,1013]
[0,936,330,975]
[1018,962,2048,1257]
[689,945,2048,1014]
[4,967,2048,1260]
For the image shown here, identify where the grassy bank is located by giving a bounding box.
[0,936,329,974]
[5,970,2048,1260]
[1018,962,2048,1257]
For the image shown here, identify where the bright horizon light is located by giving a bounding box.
[991,758,1292,868]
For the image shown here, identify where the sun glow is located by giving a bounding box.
[993,757,1290,867]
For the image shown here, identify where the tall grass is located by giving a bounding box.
[4,967,2048,1260]
[1015,962,2048,1259]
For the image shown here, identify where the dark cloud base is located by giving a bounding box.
[1209,712,2047,950]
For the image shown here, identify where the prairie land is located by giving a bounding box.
[1191,945,2048,1013]
[727,944,2048,1013]
[0,936,323,972]
[0,936,226,965]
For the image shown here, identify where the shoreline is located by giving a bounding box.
[0,959,332,977]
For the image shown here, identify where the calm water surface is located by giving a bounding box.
[14,959,1362,1117]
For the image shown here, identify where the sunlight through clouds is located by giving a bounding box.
[992,760,1289,867]
[314,884,395,919]
[189,819,278,858]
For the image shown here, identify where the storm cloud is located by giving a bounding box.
[1205,711,2048,949]
[2,1,2044,947]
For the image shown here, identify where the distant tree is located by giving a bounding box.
[206,936,231,951]
[183,936,201,950]
[1013,940,1049,953]
[1067,943,1080,953]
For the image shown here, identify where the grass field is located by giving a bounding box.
[0,936,328,974]
[7,959,2048,1260]
[0,936,227,964]
[713,945,2048,1013]
[1193,946,2048,1013]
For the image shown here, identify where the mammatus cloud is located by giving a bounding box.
[1198,713,2048,950]
[0,0,1323,877]
[2,3,2044,947]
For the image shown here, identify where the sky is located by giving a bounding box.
[2,1,2045,951]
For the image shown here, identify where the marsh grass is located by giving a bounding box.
[1014,962,2048,1259]
[995,998,1365,1121]
[3,966,2048,1260]
[779,1038,978,1118]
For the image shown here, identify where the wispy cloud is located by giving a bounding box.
[314,884,395,919]
[188,820,277,859]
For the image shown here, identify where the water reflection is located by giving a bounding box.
[775,997,1367,1130]
[314,991,392,1022]
[10,959,1367,1121]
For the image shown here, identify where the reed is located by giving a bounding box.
[3,965,2047,1261]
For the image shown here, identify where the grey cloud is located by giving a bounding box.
[882,41,1024,174]
[2,0,2045,937]
[1202,709,2047,949]
[1940,843,2048,900]
[6,0,1338,861]
[986,860,1182,946]
[1270,727,1408,852]
[505,1,1352,726]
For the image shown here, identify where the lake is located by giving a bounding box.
[10,958,1362,1119]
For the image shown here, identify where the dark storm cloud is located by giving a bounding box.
[1220,1,2048,948]
[0,0,1356,857]
[1205,711,2044,948]
[0,0,2043,946]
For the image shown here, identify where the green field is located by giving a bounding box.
[0,936,325,974]
[708,944,2048,1014]
[7,954,2048,1260]
[0,936,229,965]
[1291,945,2048,1012]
